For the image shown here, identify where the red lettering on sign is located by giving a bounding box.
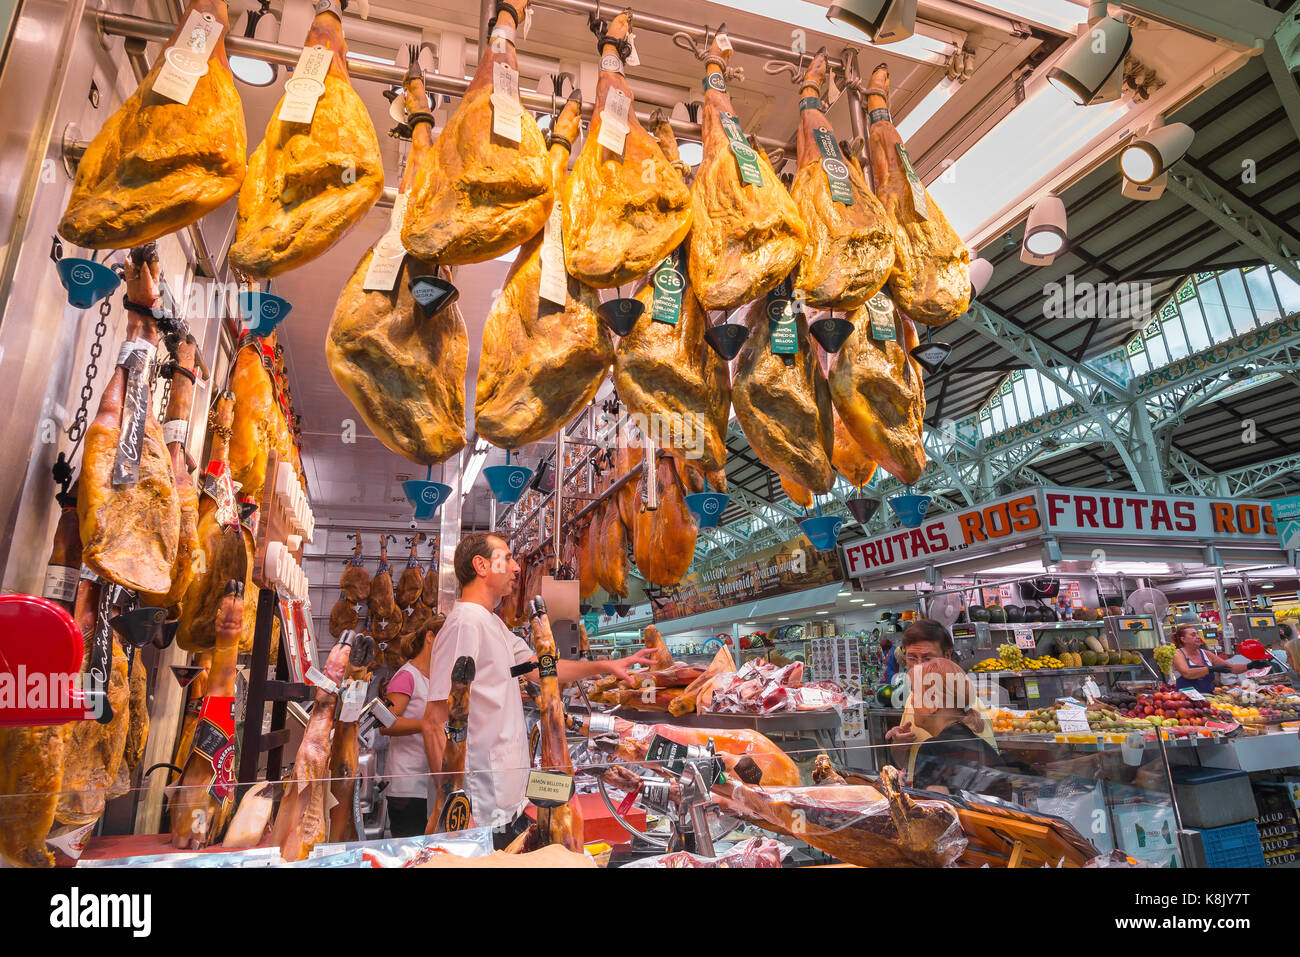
[1174,501,1195,531]
[910,529,928,555]
[1125,497,1149,529]
[1076,496,1098,528]
[1212,503,1235,533]
[985,503,1011,537]
[959,512,985,544]
[861,542,878,570]
[1010,494,1041,532]
[1150,500,1172,531]
[1046,493,1069,525]
[927,522,950,551]
[1263,505,1276,535]
[1237,504,1261,535]
[1100,497,1124,528]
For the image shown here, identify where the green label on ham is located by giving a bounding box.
[813,126,853,205]
[896,143,929,220]
[651,254,684,325]
[720,113,764,187]
[867,291,897,342]
[767,276,799,355]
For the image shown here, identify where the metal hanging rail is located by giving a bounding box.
[93,10,793,151]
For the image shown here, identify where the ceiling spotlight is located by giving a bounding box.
[826,0,917,44]
[969,258,994,298]
[229,1,279,88]
[1021,194,1067,266]
[1120,121,1194,185]
[1047,14,1132,106]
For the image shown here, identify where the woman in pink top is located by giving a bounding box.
[381,619,442,836]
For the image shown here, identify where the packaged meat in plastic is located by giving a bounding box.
[793,686,845,711]
[770,661,805,687]
[312,827,495,867]
[711,765,967,867]
[759,680,791,713]
[624,836,792,868]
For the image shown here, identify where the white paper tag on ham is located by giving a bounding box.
[162,418,189,446]
[305,664,339,696]
[597,88,631,155]
[339,679,368,722]
[153,10,223,105]
[363,194,408,291]
[491,61,523,143]
[539,202,568,306]
[278,45,333,124]
[625,32,640,67]
[716,32,733,54]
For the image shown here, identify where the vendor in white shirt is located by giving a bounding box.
[421,531,658,849]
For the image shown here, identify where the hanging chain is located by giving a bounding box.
[66,296,113,446]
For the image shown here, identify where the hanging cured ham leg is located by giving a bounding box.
[866,64,970,326]
[77,257,180,595]
[829,305,926,483]
[426,656,477,834]
[328,60,468,465]
[563,12,692,287]
[688,31,807,311]
[327,638,376,843]
[169,581,243,849]
[59,0,246,248]
[402,0,551,265]
[476,92,613,449]
[271,631,373,860]
[229,335,276,503]
[732,293,834,497]
[507,599,584,853]
[631,456,698,587]
[792,53,894,309]
[230,1,383,277]
[176,393,248,652]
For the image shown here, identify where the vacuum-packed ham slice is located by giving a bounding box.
[59,0,246,248]
[563,13,692,288]
[328,63,467,465]
[867,64,970,326]
[829,302,926,484]
[403,0,550,265]
[230,1,382,277]
[476,93,613,449]
[688,33,806,311]
[791,53,894,309]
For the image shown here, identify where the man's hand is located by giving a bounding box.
[606,648,661,685]
[886,720,916,744]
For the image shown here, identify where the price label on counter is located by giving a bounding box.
[1182,688,1206,701]
[525,770,575,807]
[1057,706,1090,733]
[1024,679,1040,699]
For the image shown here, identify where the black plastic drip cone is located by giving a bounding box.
[597,296,644,335]
[409,274,459,318]
[847,496,881,524]
[810,314,853,352]
[910,338,952,374]
[111,606,168,648]
[704,321,749,360]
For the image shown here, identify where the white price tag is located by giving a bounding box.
[152,11,223,105]
[625,32,640,67]
[42,566,79,603]
[1182,688,1205,701]
[521,5,534,40]
[305,664,339,696]
[162,418,189,446]
[597,88,631,155]
[490,23,516,52]
[278,45,333,124]
[339,680,368,722]
[370,699,396,728]
[1057,706,1090,733]
[716,32,733,54]
[491,61,523,143]
[1012,625,1035,650]
[362,194,409,291]
[539,202,568,306]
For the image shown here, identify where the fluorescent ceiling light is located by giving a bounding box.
[778,616,790,620]
[678,141,704,166]
[230,2,279,88]
[928,84,1132,239]
[862,602,877,607]
[704,0,958,66]
[895,76,958,141]
[974,0,1087,33]
[816,610,829,614]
